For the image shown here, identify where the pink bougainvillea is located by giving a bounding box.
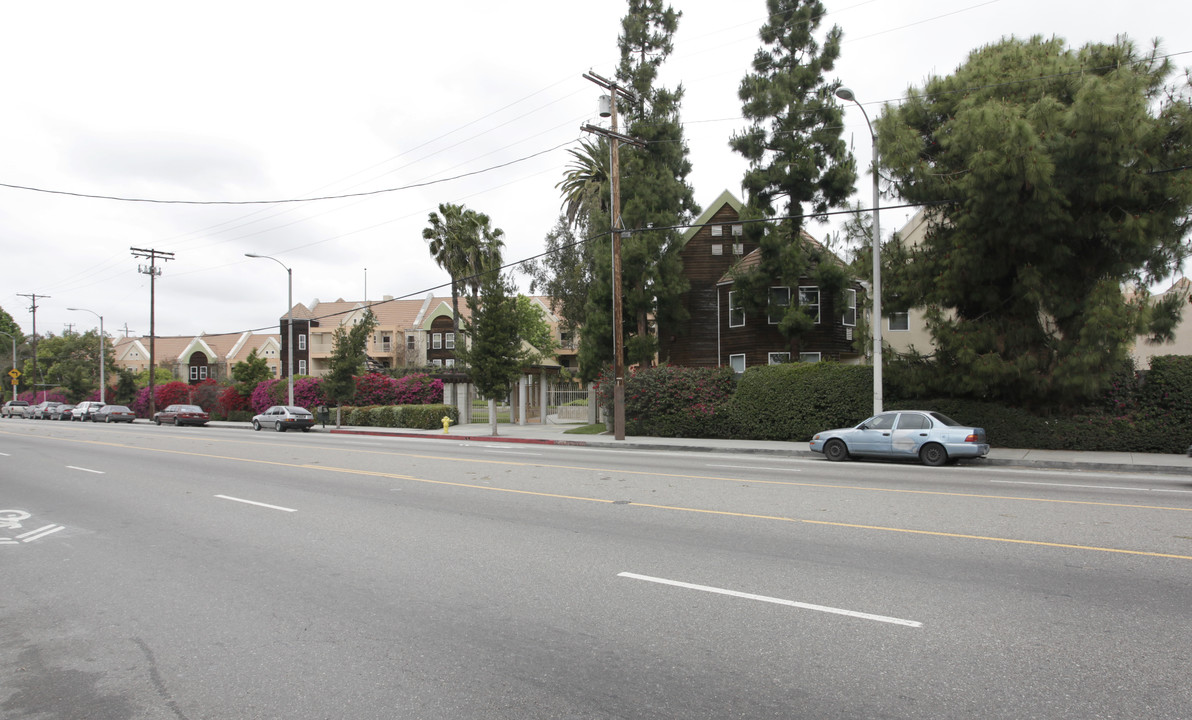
[394,374,442,405]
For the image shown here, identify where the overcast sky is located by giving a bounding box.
[3,0,1189,342]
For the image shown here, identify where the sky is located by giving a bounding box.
[2,0,1189,344]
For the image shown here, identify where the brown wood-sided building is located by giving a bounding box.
[657,190,866,372]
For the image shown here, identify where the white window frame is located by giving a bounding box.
[729,354,746,374]
[798,286,821,324]
[407,334,416,351]
[432,333,442,350]
[446,332,455,350]
[768,286,790,325]
[732,243,744,255]
[298,334,306,351]
[297,359,307,375]
[768,352,790,365]
[889,312,910,331]
[731,224,743,237]
[445,358,455,368]
[842,288,857,327]
[189,366,199,381]
[711,224,723,236]
[728,291,745,328]
[431,359,442,367]
[711,244,723,256]
[799,352,822,363]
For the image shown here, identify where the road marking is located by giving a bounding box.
[484,450,544,456]
[11,431,1192,561]
[17,524,64,542]
[215,495,297,513]
[991,479,1192,494]
[707,463,802,473]
[66,465,105,474]
[0,452,10,456]
[619,572,921,628]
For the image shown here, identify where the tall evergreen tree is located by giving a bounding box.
[579,0,699,374]
[322,309,378,425]
[878,36,1192,406]
[459,274,524,435]
[728,0,857,345]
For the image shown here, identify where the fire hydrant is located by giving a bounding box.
[442,416,452,434]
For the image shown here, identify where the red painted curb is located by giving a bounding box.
[327,428,589,446]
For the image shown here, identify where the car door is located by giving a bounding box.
[848,412,898,456]
[890,412,932,457]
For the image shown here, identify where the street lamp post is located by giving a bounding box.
[835,86,883,416]
[0,330,16,402]
[67,308,105,403]
[245,254,294,406]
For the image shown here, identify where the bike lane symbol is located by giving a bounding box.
[0,510,65,545]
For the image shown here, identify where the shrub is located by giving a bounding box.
[249,379,283,414]
[395,374,443,404]
[401,404,458,430]
[726,363,872,441]
[292,376,327,409]
[131,381,194,417]
[598,365,736,438]
[355,373,398,406]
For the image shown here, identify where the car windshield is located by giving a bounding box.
[179,405,202,412]
[108,406,131,412]
[929,412,962,426]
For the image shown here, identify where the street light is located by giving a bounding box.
[245,253,294,406]
[835,86,883,416]
[67,307,105,403]
[0,330,16,402]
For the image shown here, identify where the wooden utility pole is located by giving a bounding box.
[131,247,174,417]
[582,71,644,441]
[16,293,49,401]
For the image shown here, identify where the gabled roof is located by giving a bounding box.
[681,189,744,245]
[717,232,850,285]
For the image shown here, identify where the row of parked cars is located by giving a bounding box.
[1,399,316,431]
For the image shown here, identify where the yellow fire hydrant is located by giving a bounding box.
[442,416,452,434]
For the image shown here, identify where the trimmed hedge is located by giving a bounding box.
[725,363,872,441]
[336,404,459,430]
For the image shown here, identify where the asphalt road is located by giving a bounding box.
[3,420,1191,719]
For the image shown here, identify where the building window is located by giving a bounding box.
[381,334,392,352]
[889,312,910,331]
[431,359,442,367]
[711,244,723,256]
[729,354,746,373]
[407,334,416,351]
[768,352,790,365]
[711,225,723,237]
[189,366,199,381]
[446,332,455,350]
[728,291,745,328]
[842,289,857,327]
[769,287,791,324]
[445,359,455,368]
[799,352,822,363]
[298,360,307,375]
[298,334,306,351]
[798,286,821,324]
[732,243,744,255]
[433,333,442,349]
[731,224,743,237]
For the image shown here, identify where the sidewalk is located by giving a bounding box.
[229,419,1192,476]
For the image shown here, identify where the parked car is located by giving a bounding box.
[91,404,136,423]
[50,404,76,421]
[2,400,30,418]
[153,404,210,427]
[73,401,106,421]
[30,401,57,420]
[809,410,990,466]
[252,405,315,432]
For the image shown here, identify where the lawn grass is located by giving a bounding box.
[564,423,609,435]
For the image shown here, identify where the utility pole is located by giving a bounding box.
[17,293,49,402]
[582,70,644,442]
[131,247,174,417]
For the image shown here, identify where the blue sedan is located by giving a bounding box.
[809,410,990,466]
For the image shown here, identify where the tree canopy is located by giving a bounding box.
[728,0,858,344]
[231,347,273,397]
[322,309,378,410]
[878,35,1192,406]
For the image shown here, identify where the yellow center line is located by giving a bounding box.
[8,429,1190,562]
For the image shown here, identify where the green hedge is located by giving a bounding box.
[725,363,872,441]
[337,404,459,430]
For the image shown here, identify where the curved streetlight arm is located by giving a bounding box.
[835,86,883,415]
[67,307,105,403]
[245,253,295,406]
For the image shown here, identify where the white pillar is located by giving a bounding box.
[518,375,528,426]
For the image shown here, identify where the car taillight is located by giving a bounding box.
[965,433,979,443]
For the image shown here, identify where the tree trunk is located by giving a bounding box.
[488,398,497,436]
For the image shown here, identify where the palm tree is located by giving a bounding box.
[423,203,474,358]
[556,138,610,229]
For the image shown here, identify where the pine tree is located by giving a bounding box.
[878,36,1192,406]
[322,309,378,424]
[459,274,523,435]
[728,0,857,345]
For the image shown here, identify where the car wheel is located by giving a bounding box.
[175,418,182,427]
[919,443,948,467]
[104,415,111,423]
[300,427,310,432]
[155,417,162,425]
[252,420,261,431]
[275,420,285,432]
[823,439,849,462]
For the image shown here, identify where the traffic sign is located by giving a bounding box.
[7,368,20,379]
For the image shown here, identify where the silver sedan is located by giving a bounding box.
[809,410,990,466]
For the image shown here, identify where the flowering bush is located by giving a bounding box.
[394,374,442,405]
[218,385,250,416]
[598,365,736,438]
[18,390,68,405]
[249,379,283,414]
[293,377,327,409]
[131,381,194,417]
[354,373,398,406]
